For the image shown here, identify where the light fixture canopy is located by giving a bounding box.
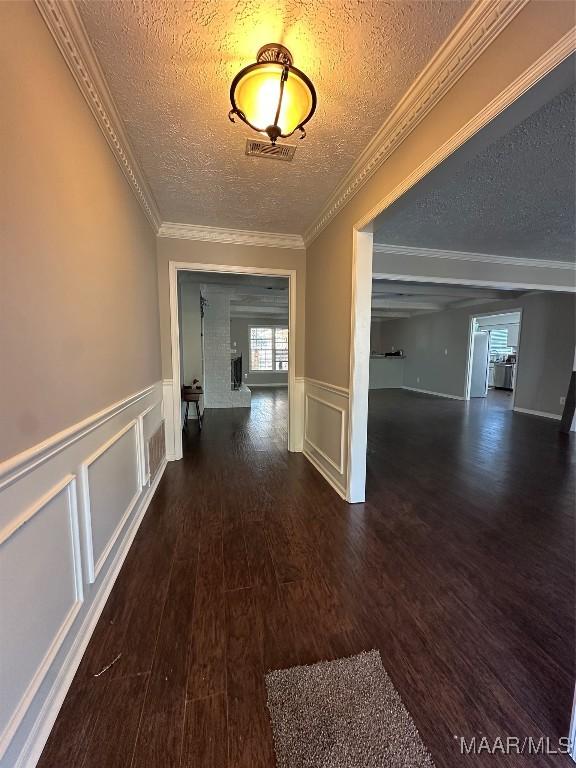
[229,44,317,144]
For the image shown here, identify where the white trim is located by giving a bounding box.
[513,407,561,420]
[304,393,345,475]
[136,401,162,486]
[373,243,576,272]
[34,0,161,231]
[0,383,159,490]
[168,262,300,458]
[13,458,167,768]
[402,386,465,401]
[79,420,141,583]
[305,377,350,397]
[159,222,304,250]
[0,474,74,546]
[304,0,531,245]
[0,476,83,761]
[248,383,289,388]
[302,447,347,501]
[346,228,374,503]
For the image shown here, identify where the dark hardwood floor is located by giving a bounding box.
[38,387,575,767]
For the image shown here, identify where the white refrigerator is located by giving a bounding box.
[470,331,489,398]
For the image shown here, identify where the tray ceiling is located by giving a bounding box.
[77,0,470,234]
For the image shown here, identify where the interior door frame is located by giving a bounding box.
[168,260,297,461]
[464,308,524,407]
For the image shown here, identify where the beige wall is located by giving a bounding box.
[156,238,305,381]
[305,2,575,389]
[0,3,161,462]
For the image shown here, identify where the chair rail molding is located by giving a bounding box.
[34,0,161,231]
[158,222,305,250]
[304,0,539,245]
[0,383,161,491]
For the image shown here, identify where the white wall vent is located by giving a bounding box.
[245,139,297,161]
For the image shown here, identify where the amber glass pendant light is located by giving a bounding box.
[229,44,316,144]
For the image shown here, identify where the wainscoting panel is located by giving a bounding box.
[303,379,350,500]
[0,382,166,768]
[0,476,82,760]
[81,422,141,582]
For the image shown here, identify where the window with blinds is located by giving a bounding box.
[250,327,289,371]
[489,328,514,355]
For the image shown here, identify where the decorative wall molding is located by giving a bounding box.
[304,393,345,475]
[0,383,160,491]
[0,475,83,761]
[79,420,141,583]
[302,447,347,502]
[304,0,535,245]
[1,383,164,766]
[159,222,305,250]
[302,379,349,501]
[304,377,350,397]
[373,243,576,272]
[34,0,161,231]
[13,458,167,768]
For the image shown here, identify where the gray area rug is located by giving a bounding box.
[265,650,435,768]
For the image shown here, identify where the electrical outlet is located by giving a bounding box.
[560,396,566,405]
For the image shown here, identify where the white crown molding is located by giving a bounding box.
[303,0,531,246]
[373,242,576,272]
[35,0,162,231]
[158,222,305,250]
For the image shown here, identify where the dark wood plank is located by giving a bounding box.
[187,502,226,699]
[36,677,109,768]
[225,588,275,768]
[222,499,251,591]
[131,555,198,768]
[181,694,228,768]
[81,675,148,768]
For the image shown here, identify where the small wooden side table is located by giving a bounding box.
[181,386,203,431]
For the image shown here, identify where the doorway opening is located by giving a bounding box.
[466,311,522,409]
[169,262,297,461]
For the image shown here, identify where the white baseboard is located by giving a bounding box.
[15,459,167,768]
[513,407,561,421]
[303,447,347,501]
[402,386,465,401]
[247,383,288,388]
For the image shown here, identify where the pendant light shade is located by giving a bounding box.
[229,44,316,144]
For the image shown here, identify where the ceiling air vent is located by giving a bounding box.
[245,139,297,161]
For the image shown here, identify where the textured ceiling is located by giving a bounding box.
[374,82,576,262]
[77,0,470,234]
